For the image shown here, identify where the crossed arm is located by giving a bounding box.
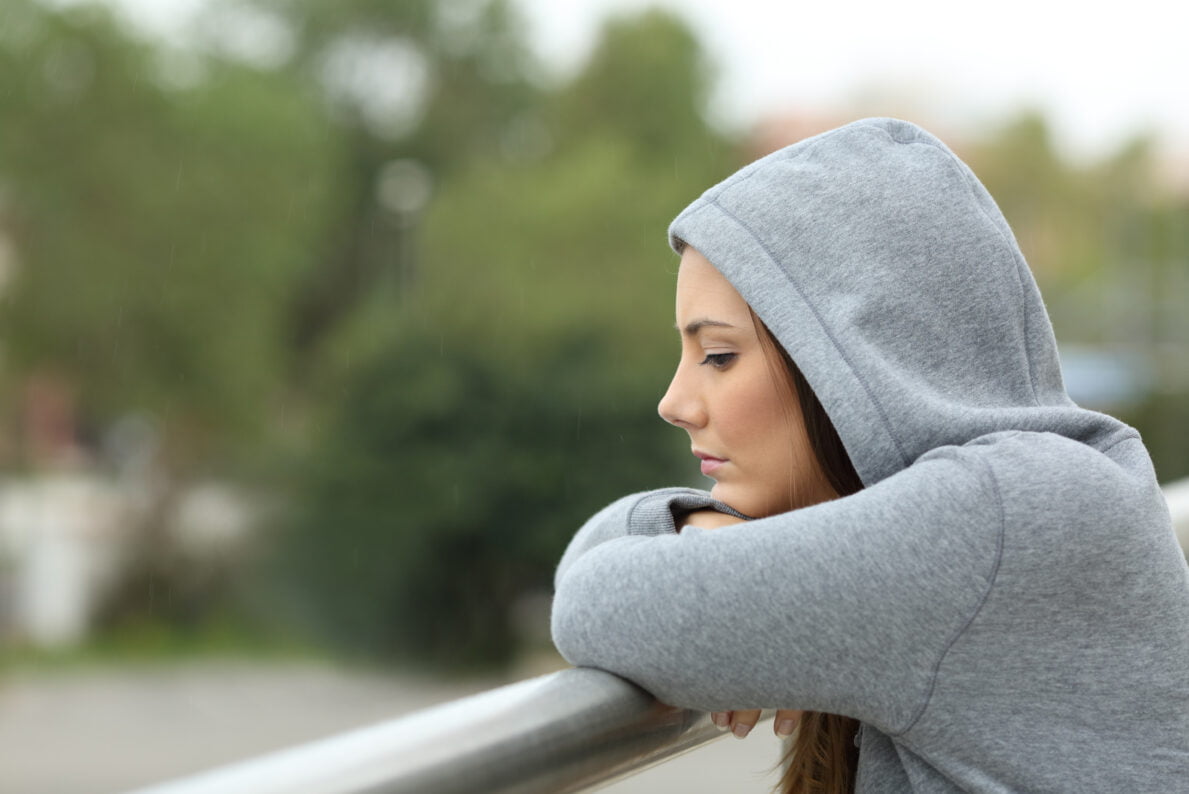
[678,509,802,740]
[552,457,999,745]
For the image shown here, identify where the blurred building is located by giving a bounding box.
[0,473,255,649]
[0,474,132,647]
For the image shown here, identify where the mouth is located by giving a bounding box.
[693,450,727,476]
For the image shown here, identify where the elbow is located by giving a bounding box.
[551,565,622,669]
[549,583,588,667]
[549,535,660,670]
[549,544,620,667]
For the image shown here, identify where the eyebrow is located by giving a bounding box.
[678,319,737,337]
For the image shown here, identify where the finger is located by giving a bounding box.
[710,711,731,730]
[729,708,762,739]
[773,709,803,739]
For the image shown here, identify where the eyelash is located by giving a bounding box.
[699,353,737,369]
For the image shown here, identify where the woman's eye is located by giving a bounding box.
[699,353,737,369]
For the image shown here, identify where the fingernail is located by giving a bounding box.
[732,722,752,739]
[776,719,797,738]
[711,713,728,729]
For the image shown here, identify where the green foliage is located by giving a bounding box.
[275,0,546,359]
[268,0,543,167]
[273,7,728,669]
[276,332,685,669]
[0,0,340,463]
[386,7,734,381]
[409,135,725,368]
[968,112,1105,284]
[553,9,717,159]
[968,113,1189,480]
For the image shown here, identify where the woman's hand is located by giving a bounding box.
[679,509,746,531]
[711,708,802,739]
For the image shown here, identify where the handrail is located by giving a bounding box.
[126,667,742,794]
[129,479,1189,794]
[1165,477,1189,552]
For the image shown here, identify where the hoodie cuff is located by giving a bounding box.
[626,488,750,536]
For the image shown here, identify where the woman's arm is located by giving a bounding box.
[553,488,747,587]
[550,450,1002,734]
[673,508,795,739]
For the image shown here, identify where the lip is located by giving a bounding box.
[694,450,727,476]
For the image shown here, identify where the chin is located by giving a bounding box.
[711,482,797,519]
[709,483,761,518]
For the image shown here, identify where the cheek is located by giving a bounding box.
[719,370,795,452]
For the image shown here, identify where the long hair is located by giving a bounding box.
[755,316,865,794]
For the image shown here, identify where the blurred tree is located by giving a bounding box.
[278,331,681,668]
[397,8,734,371]
[968,112,1100,284]
[0,0,339,469]
[0,0,342,636]
[970,112,1189,481]
[552,8,718,162]
[238,0,546,360]
[276,8,736,668]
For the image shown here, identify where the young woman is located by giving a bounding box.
[550,118,1189,792]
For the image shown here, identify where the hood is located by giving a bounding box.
[668,118,1131,487]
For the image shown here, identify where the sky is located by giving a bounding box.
[514,0,1189,164]
[88,0,1189,165]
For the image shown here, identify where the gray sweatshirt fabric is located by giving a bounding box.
[550,119,1189,791]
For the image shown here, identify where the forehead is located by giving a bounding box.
[675,247,753,322]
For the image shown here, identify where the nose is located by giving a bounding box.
[657,362,706,429]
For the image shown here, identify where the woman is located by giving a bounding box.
[550,118,1189,792]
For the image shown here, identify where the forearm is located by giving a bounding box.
[550,456,1002,727]
[553,488,746,587]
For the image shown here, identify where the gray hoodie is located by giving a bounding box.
[550,118,1189,792]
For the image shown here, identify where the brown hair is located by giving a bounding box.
[756,316,864,794]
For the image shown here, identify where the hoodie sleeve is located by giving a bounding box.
[554,487,749,585]
[550,448,1003,735]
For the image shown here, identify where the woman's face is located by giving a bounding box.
[657,246,835,517]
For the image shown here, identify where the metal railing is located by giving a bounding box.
[1166,477,1189,552]
[127,666,743,794]
[130,480,1189,794]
